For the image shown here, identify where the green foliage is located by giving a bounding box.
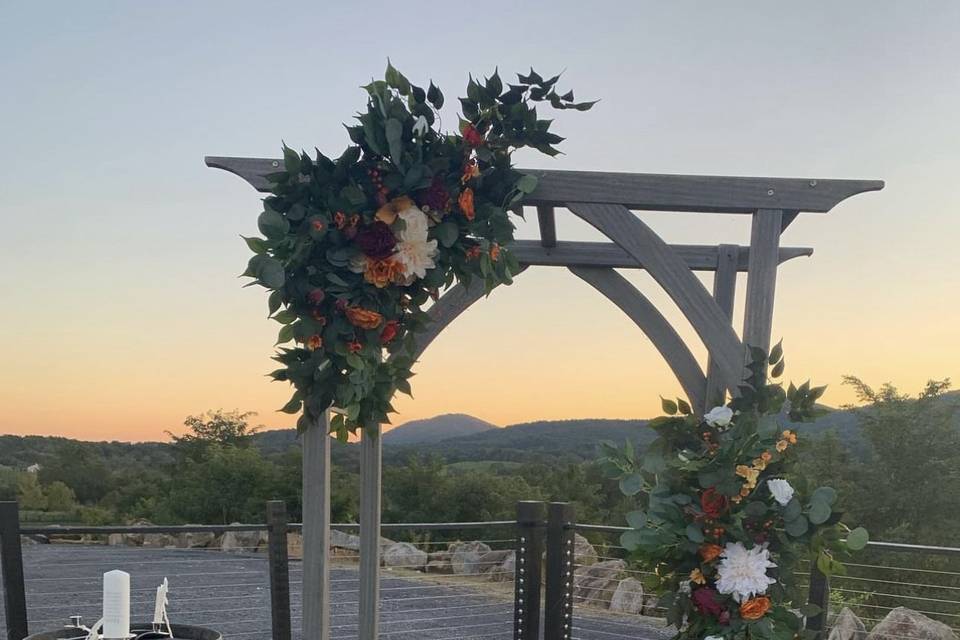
[599,347,865,640]
[242,64,593,439]
[168,410,259,461]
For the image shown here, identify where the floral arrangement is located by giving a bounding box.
[599,346,869,640]
[241,64,594,439]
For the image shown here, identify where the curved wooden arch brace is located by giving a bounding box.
[569,266,707,412]
[567,202,744,393]
[410,278,495,362]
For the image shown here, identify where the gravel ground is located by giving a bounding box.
[1,545,672,640]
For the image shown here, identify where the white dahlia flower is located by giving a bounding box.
[398,205,429,243]
[397,236,438,281]
[704,406,734,428]
[767,478,795,506]
[715,542,776,603]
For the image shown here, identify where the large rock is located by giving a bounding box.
[330,530,361,551]
[609,578,644,614]
[450,541,492,575]
[181,529,217,549]
[142,532,179,548]
[573,559,626,609]
[866,607,958,640]
[829,608,867,640]
[478,550,513,581]
[220,525,266,552]
[574,533,598,567]
[488,552,516,583]
[641,594,660,616]
[426,560,454,574]
[383,542,428,570]
[287,532,303,560]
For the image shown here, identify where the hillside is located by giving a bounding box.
[382,413,496,445]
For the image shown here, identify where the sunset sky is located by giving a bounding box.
[2,2,958,442]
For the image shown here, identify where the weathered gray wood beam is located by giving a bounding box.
[300,414,331,640]
[743,209,783,356]
[704,245,739,410]
[568,202,745,394]
[509,240,811,271]
[204,156,883,214]
[780,210,800,232]
[570,266,707,411]
[358,426,382,640]
[536,206,557,247]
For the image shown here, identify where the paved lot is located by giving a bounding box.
[1,545,672,640]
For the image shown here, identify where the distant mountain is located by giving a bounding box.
[382,413,497,445]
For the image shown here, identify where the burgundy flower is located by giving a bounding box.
[355,221,397,259]
[417,176,451,213]
[700,488,729,519]
[307,288,326,306]
[461,123,484,146]
[691,587,725,618]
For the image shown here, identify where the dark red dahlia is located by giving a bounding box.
[691,587,725,618]
[417,176,451,213]
[354,221,395,258]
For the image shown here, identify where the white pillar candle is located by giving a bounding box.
[102,570,131,639]
[153,578,169,626]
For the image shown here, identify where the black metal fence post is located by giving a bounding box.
[805,564,830,640]
[0,502,28,640]
[515,501,545,640]
[544,502,575,640]
[266,500,292,640]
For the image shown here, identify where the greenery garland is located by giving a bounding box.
[600,347,869,640]
[241,64,594,439]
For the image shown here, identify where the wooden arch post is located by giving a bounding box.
[205,155,882,640]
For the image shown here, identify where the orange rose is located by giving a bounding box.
[489,243,501,261]
[345,306,384,330]
[462,160,480,184]
[699,543,723,563]
[363,257,405,288]
[458,187,475,221]
[740,596,771,620]
[376,196,414,225]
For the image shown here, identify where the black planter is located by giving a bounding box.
[25,623,222,640]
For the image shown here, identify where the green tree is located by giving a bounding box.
[0,467,17,500]
[37,443,110,504]
[840,376,960,545]
[17,473,47,510]
[44,480,76,511]
[168,410,259,461]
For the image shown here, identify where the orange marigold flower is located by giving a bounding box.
[458,187,475,221]
[699,543,723,563]
[347,340,363,353]
[345,306,384,330]
[489,243,501,261]
[462,160,480,184]
[380,320,400,345]
[363,257,406,289]
[305,335,323,351]
[740,596,771,620]
[376,195,414,225]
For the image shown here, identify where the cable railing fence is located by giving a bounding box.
[3,500,959,640]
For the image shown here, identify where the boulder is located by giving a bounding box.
[866,607,958,640]
[487,552,516,583]
[426,560,454,574]
[641,594,660,616]
[287,532,303,560]
[142,532,179,548]
[383,542,428,570]
[573,559,626,609]
[450,541,492,575]
[478,550,513,581]
[609,578,644,614]
[330,529,361,551]
[829,608,867,640]
[220,526,266,552]
[574,533,598,567]
[181,529,217,549]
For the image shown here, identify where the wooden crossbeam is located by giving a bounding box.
[204,156,883,214]
[510,240,811,271]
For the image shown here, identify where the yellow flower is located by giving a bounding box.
[735,464,760,489]
[776,439,789,453]
[753,457,768,471]
[783,430,798,444]
[690,568,706,585]
[375,196,415,225]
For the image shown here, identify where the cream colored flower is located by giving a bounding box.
[704,406,734,427]
[715,542,777,603]
[767,478,795,506]
[397,236,438,281]
[398,204,429,242]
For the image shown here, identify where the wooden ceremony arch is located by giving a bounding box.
[206,156,882,640]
